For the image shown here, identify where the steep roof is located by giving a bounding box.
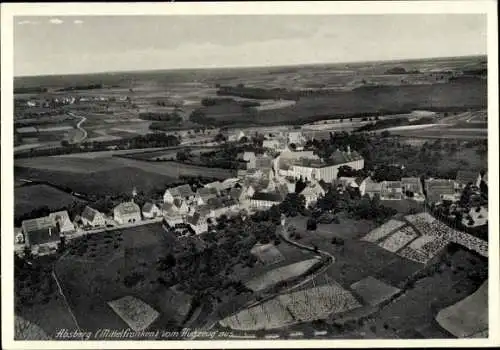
[426,179,456,202]
[251,192,283,202]
[142,202,158,213]
[364,178,382,192]
[229,187,243,200]
[176,184,194,198]
[48,210,71,224]
[197,187,218,200]
[81,206,100,222]
[22,217,55,234]
[114,201,140,215]
[187,212,203,226]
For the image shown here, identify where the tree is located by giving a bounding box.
[279,193,306,217]
[214,133,227,144]
[381,130,391,138]
[306,218,317,231]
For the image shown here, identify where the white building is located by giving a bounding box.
[48,211,75,233]
[81,206,106,228]
[113,202,142,225]
[299,180,327,207]
[142,202,161,219]
[163,184,195,204]
[249,192,284,210]
[287,131,307,146]
[187,212,209,235]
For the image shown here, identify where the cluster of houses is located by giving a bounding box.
[17,129,489,253]
[23,95,130,108]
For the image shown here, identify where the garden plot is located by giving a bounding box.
[448,231,488,258]
[436,281,488,338]
[360,220,406,243]
[219,299,294,331]
[107,296,160,332]
[406,212,488,258]
[350,276,401,306]
[250,243,285,265]
[378,226,418,253]
[277,283,362,323]
[245,258,320,292]
[397,234,450,264]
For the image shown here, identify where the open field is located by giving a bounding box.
[435,281,488,338]
[220,283,361,331]
[15,184,84,218]
[15,166,177,198]
[364,246,487,338]
[350,277,401,306]
[244,258,321,292]
[250,243,285,265]
[54,223,196,333]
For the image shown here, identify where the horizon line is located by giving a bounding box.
[14,53,487,79]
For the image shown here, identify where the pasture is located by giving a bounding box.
[15,184,83,218]
[435,281,488,338]
[366,246,487,338]
[15,166,177,198]
[350,277,401,306]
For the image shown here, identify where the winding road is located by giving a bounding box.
[67,112,87,144]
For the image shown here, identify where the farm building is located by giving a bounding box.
[455,170,480,189]
[380,181,403,200]
[142,202,161,219]
[229,187,245,203]
[238,151,257,170]
[402,177,424,197]
[113,201,142,225]
[81,206,106,228]
[299,180,326,207]
[255,155,274,171]
[287,131,307,146]
[263,139,287,151]
[162,204,184,228]
[187,212,208,235]
[425,179,459,204]
[360,177,382,198]
[220,178,240,191]
[21,216,60,248]
[206,197,239,218]
[48,211,75,234]
[195,187,219,206]
[204,181,225,193]
[250,191,284,209]
[163,184,195,204]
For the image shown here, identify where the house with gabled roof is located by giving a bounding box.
[142,202,161,219]
[113,201,141,225]
[360,177,382,199]
[425,179,458,204]
[48,210,75,233]
[22,216,60,248]
[187,212,208,235]
[81,206,106,228]
[163,184,195,203]
[195,187,218,206]
[162,203,184,228]
[380,181,403,200]
[299,181,326,207]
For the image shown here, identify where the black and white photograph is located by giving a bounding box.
[1,1,498,348]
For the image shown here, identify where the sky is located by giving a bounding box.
[14,15,487,76]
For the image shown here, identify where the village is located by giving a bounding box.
[15,129,489,259]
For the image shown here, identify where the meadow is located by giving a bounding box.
[15,184,84,218]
